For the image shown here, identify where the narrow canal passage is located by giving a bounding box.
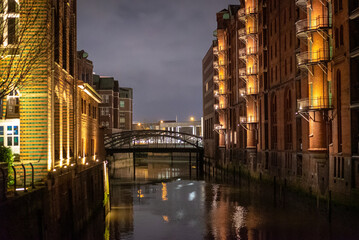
[91,155,359,240]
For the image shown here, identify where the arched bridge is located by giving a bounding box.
[104,130,204,155]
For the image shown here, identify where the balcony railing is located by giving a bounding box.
[214,89,226,96]
[297,49,330,66]
[297,97,333,112]
[295,0,307,9]
[238,8,246,21]
[246,66,258,75]
[214,124,226,130]
[246,7,258,15]
[246,86,258,95]
[214,103,226,110]
[247,26,258,35]
[238,28,246,38]
[240,116,257,124]
[213,46,218,55]
[213,61,219,69]
[239,88,246,97]
[247,46,257,55]
[239,48,246,58]
[218,60,227,67]
[295,16,331,36]
[239,68,247,78]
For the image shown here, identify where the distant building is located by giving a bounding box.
[93,75,133,133]
[202,43,218,159]
[119,88,133,130]
[77,51,102,163]
[133,120,202,137]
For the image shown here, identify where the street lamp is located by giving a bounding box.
[190,117,195,121]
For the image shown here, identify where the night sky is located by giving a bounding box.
[77,0,240,122]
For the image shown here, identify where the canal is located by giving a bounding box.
[84,155,359,240]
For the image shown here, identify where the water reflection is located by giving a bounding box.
[105,157,359,240]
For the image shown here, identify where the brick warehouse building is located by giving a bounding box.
[0,0,103,179]
[203,1,359,201]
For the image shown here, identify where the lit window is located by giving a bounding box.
[120,101,125,108]
[0,0,20,46]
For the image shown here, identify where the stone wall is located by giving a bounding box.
[0,162,106,240]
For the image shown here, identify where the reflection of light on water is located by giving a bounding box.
[162,182,168,201]
[137,189,144,198]
[212,184,219,208]
[187,182,194,186]
[162,215,169,222]
[233,206,246,239]
[176,178,181,181]
[176,184,183,190]
[188,191,196,201]
[157,168,181,179]
[176,210,184,220]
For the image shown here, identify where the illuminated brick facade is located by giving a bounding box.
[204,1,359,199]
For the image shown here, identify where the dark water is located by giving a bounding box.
[90,157,359,240]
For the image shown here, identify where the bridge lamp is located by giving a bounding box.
[137,122,141,126]
[160,120,164,124]
[190,117,195,121]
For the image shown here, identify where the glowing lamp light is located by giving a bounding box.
[190,117,195,121]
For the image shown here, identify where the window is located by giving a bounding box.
[340,25,344,46]
[120,100,125,108]
[120,117,125,123]
[103,95,109,103]
[0,0,19,46]
[335,28,339,48]
[0,125,19,147]
[337,70,342,152]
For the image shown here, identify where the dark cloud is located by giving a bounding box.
[77,0,240,122]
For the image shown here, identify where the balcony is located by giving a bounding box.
[247,46,257,55]
[239,68,247,80]
[239,88,246,97]
[218,60,227,67]
[214,124,226,130]
[213,46,219,55]
[246,7,257,15]
[214,103,226,110]
[246,86,258,95]
[295,0,307,10]
[238,8,246,21]
[297,49,330,66]
[246,66,258,75]
[238,28,246,42]
[214,89,226,97]
[239,47,246,59]
[297,97,333,112]
[213,61,219,69]
[295,16,331,37]
[247,26,258,35]
[240,116,257,124]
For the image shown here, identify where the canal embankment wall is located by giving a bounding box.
[0,162,107,240]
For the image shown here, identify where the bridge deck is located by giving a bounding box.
[106,147,203,154]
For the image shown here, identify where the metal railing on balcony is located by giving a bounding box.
[218,60,227,67]
[247,46,257,55]
[239,68,247,78]
[247,66,258,75]
[214,89,226,96]
[297,97,333,111]
[247,26,258,35]
[214,124,226,130]
[213,61,219,69]
[295,16,331,35]
[239,48,246,58]
[240,116,257,124]
[213,46,218,55]
[238,28,246,40]
[246,7,258,15]
[239,88,246,97]
[238,8,246,21]
[214,102,226,110]
[246,86,258,95]
[295,0,307,9]
[297,49,330,66]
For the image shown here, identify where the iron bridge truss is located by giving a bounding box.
[104,130,203,152]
